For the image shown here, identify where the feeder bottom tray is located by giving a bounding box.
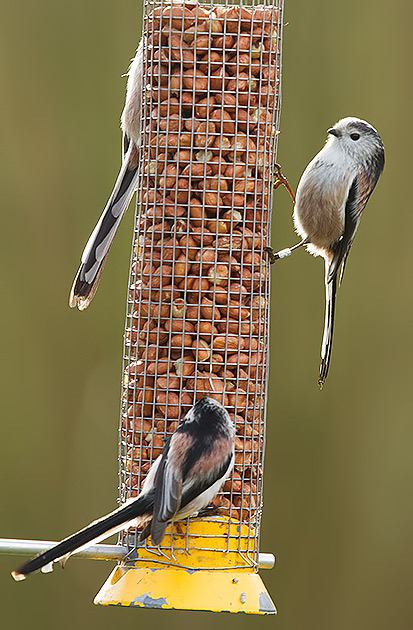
[94,517,276,615]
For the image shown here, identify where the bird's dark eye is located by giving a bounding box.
[350,132,360,140]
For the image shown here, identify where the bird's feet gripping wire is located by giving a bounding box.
[273,163,296,204]
[264,239,308,264]
[264,165,302,263]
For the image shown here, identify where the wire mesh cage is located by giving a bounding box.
[110,0,283,610]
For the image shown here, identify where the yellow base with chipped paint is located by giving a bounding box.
[94,516,276,615]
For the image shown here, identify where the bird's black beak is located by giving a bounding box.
[328,128,340,138]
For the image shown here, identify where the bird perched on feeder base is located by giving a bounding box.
[11,397,235,581]
[266,117,384,388]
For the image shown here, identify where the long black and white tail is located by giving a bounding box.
[69,142,139,311]
[318,263,338,389]
[11,492,153,581]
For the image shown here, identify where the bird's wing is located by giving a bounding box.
[326,176,359,284]
[152,434,185,523]
[69,141,139,310]
[149,435,184,545]
[327,162,381,286]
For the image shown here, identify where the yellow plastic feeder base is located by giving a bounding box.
[94,564,275,614]
[94,517,276,615]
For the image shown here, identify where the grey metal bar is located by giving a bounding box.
[0,538,274,568]
[0,539,126,561]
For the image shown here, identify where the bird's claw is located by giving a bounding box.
[274,164,296,203]
[264,246,292,263]
[264,246,280,263]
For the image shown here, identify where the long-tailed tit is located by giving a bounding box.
[69,39,144,310]
[12,397,235,581]
[266,117,384,388]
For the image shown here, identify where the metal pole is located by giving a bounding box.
[1,538,274,568]
[0,539,126,561]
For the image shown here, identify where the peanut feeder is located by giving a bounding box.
[95,0,284,614]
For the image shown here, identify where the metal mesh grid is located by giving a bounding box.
[119,0,283,571]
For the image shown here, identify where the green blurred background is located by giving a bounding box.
[2,1,412,628]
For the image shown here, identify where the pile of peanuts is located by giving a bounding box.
[120,2,281,529]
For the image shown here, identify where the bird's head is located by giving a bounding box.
[326,117,384,169]
[183,396,234,437]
